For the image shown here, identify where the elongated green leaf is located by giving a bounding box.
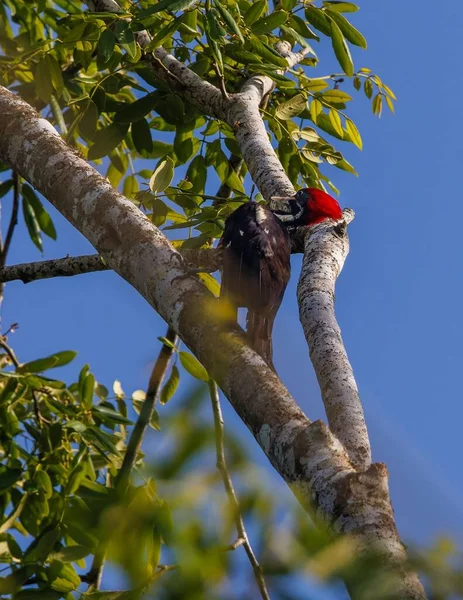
[316,113,345,140]
[213,0,244,43]
[385,95,395,113]
[321,89,352,103]
[46,54,64,97]
[281,25,317,52]
[275,94,307,120]
[114,93,158,123]
[244,0,266,25]
[252,10,287,35]
[248,37,288,67]
[323,1,359,12]
[160,365,180,404]
[0,466,22,491]
[145,18,180,50]
[81,373,95,409]
[22,184,57,240]
[345,118,362,149]
[372,93,383,116]
[325,9,366,48]
[304,6,331,36]
[51,545,92,562]
[333,157,357,175]
[310,98,323,123]
[132,117,153,154]
[137,0,197,18]
[149,157,174,193]
[292,128,320,142]
[364,78,373,98]
[92,405,133,425]
[0,179,13,198]
[179,352,209,381]
[186,154,207,193]
[19,355,58,374]
[98,27,116,62]
[88,122,129,160]
[328,17,354,76]
[85,427,122,457]
[328,109,344,137]
[35,56,53,102]
[289,15,319,40]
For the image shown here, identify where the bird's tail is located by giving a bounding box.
[246,311,275,372]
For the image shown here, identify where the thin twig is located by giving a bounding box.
[0,172,20,269]
[0,336,20,368]
[0,249,223,284]
[208,381,271,600]
[86,327,178,589]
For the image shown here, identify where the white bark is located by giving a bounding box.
[0,86,426,599]
[298,211,371,469]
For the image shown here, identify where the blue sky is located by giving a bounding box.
[1,0,463,594]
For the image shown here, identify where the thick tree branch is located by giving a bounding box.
[0,87,425,599]
[297,209,371,469]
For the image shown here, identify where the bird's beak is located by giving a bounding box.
[269,195,295,213]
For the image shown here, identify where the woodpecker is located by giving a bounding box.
[219,203,291,371]
[270,187,343,227]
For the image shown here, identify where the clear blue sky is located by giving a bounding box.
[2,0,463,595]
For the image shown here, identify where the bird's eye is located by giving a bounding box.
[295,189,307,203]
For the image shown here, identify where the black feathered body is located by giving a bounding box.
[219,203,291,370]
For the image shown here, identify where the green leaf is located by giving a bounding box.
[328,109,344,137]
[275,94,307,120]
[88,122,129,161]
[364,78,373,99]
[132,118,153,154]
[334,157,357,175]
[353,76,361,90]
[372,93,383,116]
[137,0,198,17]
[248,38,289,67]
[22,184,57,240]
[85,427,122,457]
[281,25,317,52]
[244,0,266,25]
[328,17,354,76]
[46,55,64,97]
[325,9,366,48]
[151,198,169,226]
[22,194,43,252]
[19,356,58,374]
[323,1,359,12]
[114,93,159,123]
[288,15,320,40]
[292,128,319,143]
[92,405,133,425]
[149,157,174,193]
[316,112,345,140]
[160,365,180,404]
[158,336,178,350]
[81,373,95,409]
[252,10,287,35]
[304,6,331,36]
[179,352,209,381]
[385,95,395,113]
[345,118,362,149]
[198,272,221,296]
[0,179,13,198]
[145,18,180,50]
[51,545,91,562]
[186,155,207,193]
[98,27,116,62]
[0,466,22,491]
[50,350,77,367]
[321,89,352,103]
[35,470,53,499]
[35,56,53,102]
[213,0,245,43]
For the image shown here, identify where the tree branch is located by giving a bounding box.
[209,381,270,600]
[0,249,222,284]
[297,209,371,468]
[86,328,178,588]
[0,172,19,269]
[0,87,426,600]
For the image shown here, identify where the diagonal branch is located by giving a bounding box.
[297,209,370,468]
[209,381,270,600]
